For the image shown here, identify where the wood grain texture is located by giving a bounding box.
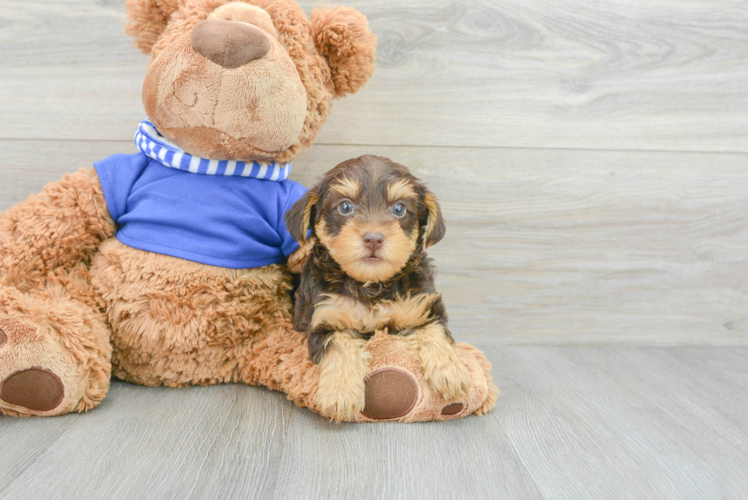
[2,140,746,345]
[1,0,747,152]
[0,383,292,499]
[2,347,748,499]
[492,346,748,499]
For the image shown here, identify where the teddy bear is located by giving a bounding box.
[0,0,497,422]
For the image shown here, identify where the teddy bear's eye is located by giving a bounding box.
[338,200,354,215]
[391,203,406,218]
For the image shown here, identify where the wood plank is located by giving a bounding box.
[0,382,291,499]
[3,347,743,498]
[1,0,747,152]
[2,140,745,345]
[0,414,77,491]
[272,393,541,499]
[492,346,748,499]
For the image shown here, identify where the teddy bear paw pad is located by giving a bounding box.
[0,318,78,415]
[441,402,464,416]
[0,368,65,412]
[361,368,419,420]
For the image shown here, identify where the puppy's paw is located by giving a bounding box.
[314,331,371,422]
[407,323,472,400]
[315,375,367,423]
[421,349,472,401]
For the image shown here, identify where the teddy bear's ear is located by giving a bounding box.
[125,0,184,54]
[311,6,377,98]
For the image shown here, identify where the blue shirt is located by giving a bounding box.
[94,153,306,269]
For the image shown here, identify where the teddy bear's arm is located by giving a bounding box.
[0,168,115,290]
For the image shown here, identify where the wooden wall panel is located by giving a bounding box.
[1,0,746,151]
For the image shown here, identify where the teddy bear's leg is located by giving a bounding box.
[0,168,116,416]
[233,313,498,423]
[237,324,498,423]
[0,265,112,417]
[235,316,319,411]
[90,239,309,388]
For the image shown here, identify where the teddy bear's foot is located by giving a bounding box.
[0,317,101,417]
[354,333,498,423]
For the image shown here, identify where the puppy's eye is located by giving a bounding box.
[391,203,406,218]
[338,200,354,215]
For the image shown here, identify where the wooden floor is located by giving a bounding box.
[1,0,747,498]
[2,347,748,499]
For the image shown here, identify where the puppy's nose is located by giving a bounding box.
[363,232,385,252]
[191,19,271,69]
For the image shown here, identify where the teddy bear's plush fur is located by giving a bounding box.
[0,0,497,422]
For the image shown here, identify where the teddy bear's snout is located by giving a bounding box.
[191,19,271,69]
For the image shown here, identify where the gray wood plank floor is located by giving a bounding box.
[1,0,747,498]
[2,347,748,499]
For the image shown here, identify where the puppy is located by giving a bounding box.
[285,155,472,421]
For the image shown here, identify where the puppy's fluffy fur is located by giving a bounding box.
[286,155,471,420]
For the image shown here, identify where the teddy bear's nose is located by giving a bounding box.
[191,19,271,69]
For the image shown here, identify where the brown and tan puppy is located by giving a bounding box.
[286,155,473,421]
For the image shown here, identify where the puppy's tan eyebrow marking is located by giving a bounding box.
[330,176,360,199]
[387,179,417,203]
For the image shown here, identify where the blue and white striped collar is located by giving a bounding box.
[134,119,292,181]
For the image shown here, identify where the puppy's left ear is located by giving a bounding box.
[421,192,446,248]
[285,191,319,245]
[311,6,377,98]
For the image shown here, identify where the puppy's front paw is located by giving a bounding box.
[313,331,371,422]
[421,350,472,400]
[412,324,472,400]
[315,374,366,423]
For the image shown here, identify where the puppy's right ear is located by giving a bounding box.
[285,191,319,245]
[421,191,446,248]
[125,0,184,54]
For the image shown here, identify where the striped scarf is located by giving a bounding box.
[134,119,292,181]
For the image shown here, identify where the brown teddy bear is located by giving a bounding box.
[0,0,497,422]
